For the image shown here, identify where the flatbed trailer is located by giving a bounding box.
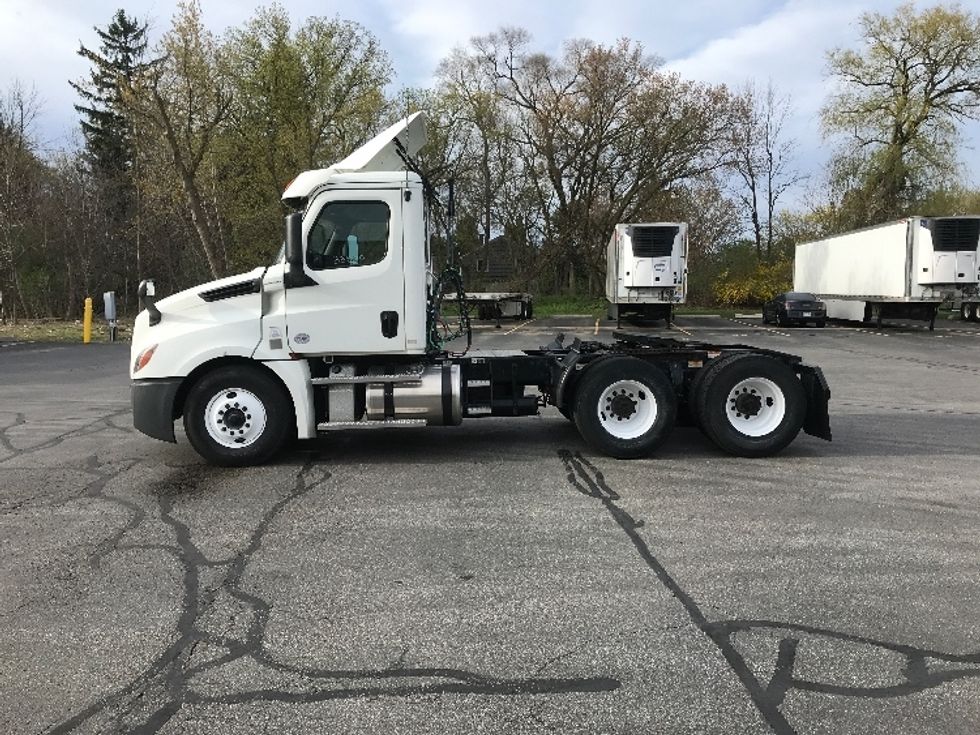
[460,291,533,323]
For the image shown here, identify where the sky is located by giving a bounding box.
[1,0,978,203]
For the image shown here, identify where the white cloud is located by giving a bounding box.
[0,0,976,188]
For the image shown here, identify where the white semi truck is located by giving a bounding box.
[130,113,831,466]
[793,217,980,329]
[605,222,687,327]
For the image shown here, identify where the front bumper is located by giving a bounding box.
[786,310,826,320]
[131,378,183,442]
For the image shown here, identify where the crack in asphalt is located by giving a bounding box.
[0,412,27,455]
[558,449,980,735]
[0,408,131,466]
[45,459,619,733]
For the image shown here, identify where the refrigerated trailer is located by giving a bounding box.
[129,113,830,466]
[793,217,980,329]
[606,222,687,326]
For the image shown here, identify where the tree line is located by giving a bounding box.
[1,0,978,319]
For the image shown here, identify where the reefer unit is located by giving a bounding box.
[606,222,687,325]
[793,217,980,328]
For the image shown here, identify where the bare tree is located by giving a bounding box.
[729,81,806,258]
[125,1,231,279]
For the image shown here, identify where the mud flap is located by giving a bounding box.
[797,365,832,441]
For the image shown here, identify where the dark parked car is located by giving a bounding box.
[762,291,827,327]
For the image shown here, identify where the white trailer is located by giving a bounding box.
[606,223,687,327]
[793,217,980,329]
[129,114,831,466]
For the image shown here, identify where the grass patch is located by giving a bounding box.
[0,319,131,344]
[532,295,607,318]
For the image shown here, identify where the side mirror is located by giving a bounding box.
[137,279,162,326]
[284,212,314,288]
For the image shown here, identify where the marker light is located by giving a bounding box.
[133,344,158,373]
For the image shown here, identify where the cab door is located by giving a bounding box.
[285,188,406,354]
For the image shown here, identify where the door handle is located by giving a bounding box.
[380,311,399,339]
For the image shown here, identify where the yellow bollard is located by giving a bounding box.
[83,297,93,344]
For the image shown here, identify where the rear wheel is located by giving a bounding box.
[969,303,979,323]
[687,353,752,430]
[183,366,292,466]
[816,320,826,328]
[961,302,972,321]
[695,355,806,457]
[573,357,676,458]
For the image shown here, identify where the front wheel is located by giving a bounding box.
[573,357,677,458]
[695,355,806,457]
[183,366,292,466]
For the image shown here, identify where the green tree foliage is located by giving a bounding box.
[70,9,148,178]
[823,2,980,227]
[126,0,232,279]
[711,244,792,306]
[220,6,391,267]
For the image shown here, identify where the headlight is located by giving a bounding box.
[133,344,158,373]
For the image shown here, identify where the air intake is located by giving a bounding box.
[630,226,678,258]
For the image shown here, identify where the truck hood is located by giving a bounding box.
[152,267,267,315]
[130,267,268,379]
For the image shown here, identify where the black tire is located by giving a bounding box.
[696,355,806,457]
[572,357,677,459]
[525,300,533,319]
[969,303,979,323]
[183,365,292,466]
[816,320,826,328]
[960,302,971,321]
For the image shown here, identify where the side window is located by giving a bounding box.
[307,200,390,270]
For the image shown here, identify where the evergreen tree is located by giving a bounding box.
[70,9,148,177]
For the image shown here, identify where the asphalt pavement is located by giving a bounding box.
[1,315,979,734]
